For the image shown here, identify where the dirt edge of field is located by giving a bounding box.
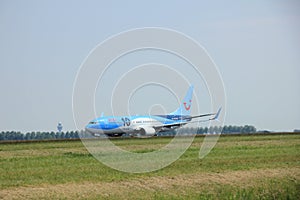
[1,167,299,200]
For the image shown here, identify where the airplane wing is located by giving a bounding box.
[184,107,222,120]
[154,108,222,129]
[154,121,187,129]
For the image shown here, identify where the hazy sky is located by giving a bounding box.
[0,0,299,132]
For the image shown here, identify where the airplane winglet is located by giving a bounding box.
[211,107,222,120]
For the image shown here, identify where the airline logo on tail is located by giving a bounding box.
[183,100,192,111]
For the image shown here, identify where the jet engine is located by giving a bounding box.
[138,126,156,136]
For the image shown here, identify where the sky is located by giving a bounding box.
[0,0,299,132]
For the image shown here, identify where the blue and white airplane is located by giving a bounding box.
[85,86,221,137]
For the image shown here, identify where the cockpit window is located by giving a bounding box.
[89,121,97,124]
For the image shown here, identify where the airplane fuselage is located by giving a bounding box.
[85,115,191,137]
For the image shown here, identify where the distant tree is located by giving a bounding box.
[24,132,30,140]
[55,132,60,139]
[249,125,256,133]
[229,126,233,133]
[197,127,204,134]
[29,132,35,140]
[65,131,70,139]
[50,132,55,139]
[241,125,256,133]
[222,126,228,134]
[192,127,198,134]
[16,132,24,140]
[215,126,222,134]
[232,126,239,133]
[8,131,16,140]
[74,131,79,138]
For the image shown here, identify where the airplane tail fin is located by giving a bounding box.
[169,85,194,116]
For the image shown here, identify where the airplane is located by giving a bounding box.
[85,85,221,137]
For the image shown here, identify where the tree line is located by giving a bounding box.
[0,125,257,141]
[158,125,257,136]
[183,125,256,134]
[0,131,80,141]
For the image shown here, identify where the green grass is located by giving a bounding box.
[0,134,299,199]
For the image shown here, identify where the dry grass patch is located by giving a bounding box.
[1,167,299,200]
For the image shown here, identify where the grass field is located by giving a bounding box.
[0,134,299,199]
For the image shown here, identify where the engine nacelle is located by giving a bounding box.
[138,126,156,136]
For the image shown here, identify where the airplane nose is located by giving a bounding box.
[85,122,105,135]
[85,126,94,134]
